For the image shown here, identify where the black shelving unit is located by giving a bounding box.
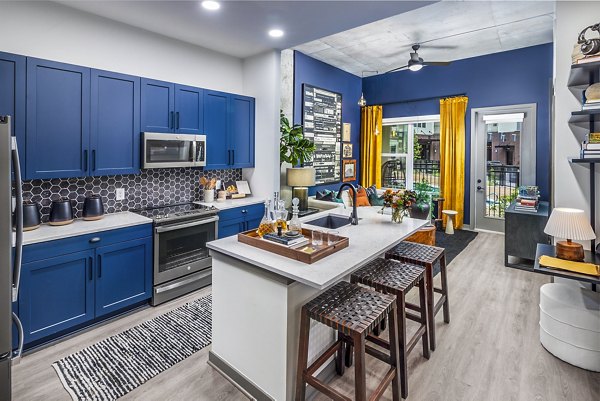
[568,62,600,249]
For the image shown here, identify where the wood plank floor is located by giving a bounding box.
[12,232,600,401]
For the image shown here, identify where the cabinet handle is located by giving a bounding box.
[97,255,102,278]
[232,149,235,165]
[176,112,180,129]
[242,209,247,213]
[83,150,88,172]
[92,150,96,171]
[88,257,93,281]
[89,237,101,243]
[170,111,174,129]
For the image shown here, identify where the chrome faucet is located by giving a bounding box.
[336,183,358,225]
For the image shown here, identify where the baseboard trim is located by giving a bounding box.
[208,350,273,401]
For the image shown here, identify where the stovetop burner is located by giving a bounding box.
[132,202,218,224]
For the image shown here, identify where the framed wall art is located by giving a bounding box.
[342,143,353,158]
[342,159,357,182]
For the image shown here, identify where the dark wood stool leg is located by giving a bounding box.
[387,305,402,401]
[336,332,345,376]
[418,277,430,359]
[295,307,311,401]
[354,332,367,401]
[440,255,450,324]
[425,263,436,351]
[397,293,408,399]
[344,341,353,368]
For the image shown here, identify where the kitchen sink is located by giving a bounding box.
[304,214,352,229]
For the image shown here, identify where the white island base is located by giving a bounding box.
[207,208,426,400]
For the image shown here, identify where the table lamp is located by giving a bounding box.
[544,208,596,261]
[286,167,316,212]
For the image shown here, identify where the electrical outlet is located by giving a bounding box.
[116,188,125,201]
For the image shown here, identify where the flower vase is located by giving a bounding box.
[391,208,405,223]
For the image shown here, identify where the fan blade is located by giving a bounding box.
[423,61,452,66]
[385,65,409,74]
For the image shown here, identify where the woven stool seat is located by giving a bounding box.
[352,258,425,294]
[386,241,445,265]
[304,281,396,336]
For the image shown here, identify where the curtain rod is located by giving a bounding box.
[370,93,467,107]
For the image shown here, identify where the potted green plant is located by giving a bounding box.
[280,110,315,166]
[409,179,432,220]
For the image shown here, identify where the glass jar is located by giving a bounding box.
[257,200,275,237]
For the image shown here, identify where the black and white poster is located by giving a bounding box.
[302,84,342,185]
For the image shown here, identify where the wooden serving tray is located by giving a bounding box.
[237,228,349,264]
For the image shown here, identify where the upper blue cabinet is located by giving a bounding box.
[91,70,140,176]
[141,78,203,134]
[0,52,25,174]
[26,58,90,179]
[204,91,255,169]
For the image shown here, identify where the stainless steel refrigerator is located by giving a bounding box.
[0,116,24,401]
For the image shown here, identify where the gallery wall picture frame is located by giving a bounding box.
[342,143,353,158]
[342,123,351,142]
[342,159,357,182]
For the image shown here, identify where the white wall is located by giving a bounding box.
[554,1,600,248]
[242,51,281,199]
[0,1,243,93]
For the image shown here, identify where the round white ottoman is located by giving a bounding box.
[442,210,458,234]
[539,283,600,372]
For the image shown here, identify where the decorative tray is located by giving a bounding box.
[237,228,349,264]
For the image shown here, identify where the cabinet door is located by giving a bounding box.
[204,90,230,169]
[218,217,245,239]
[141,78,174,133]
[26,58,90,179]
[0,52,26,175]
[91,70,140,176]
[95,237,152,317]
[175,84,203,134]
[246,216,262,232]
[19,250,95,344]
[230,95,255,168]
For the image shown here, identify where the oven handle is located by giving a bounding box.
[155,269,212,294]
[155,216,219,233]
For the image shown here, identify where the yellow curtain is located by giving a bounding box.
[440,96,468,229]
[360,105,382,188]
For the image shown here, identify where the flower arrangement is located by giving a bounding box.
[382,189,417,223]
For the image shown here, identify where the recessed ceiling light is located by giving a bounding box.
[201,1,220,11]
[268,29,284,38]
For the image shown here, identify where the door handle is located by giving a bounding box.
[97,255,102,278]
[83,150,88,172]
[228,150,231,165]
[88,257,93,281]
[92,149,96,171]
[170,111,174,130]
[477,186,484,191]
[176,112,180,130]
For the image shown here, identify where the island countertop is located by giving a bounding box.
[207,206,427,289]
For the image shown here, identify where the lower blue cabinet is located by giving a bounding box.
[20,250,95,344]
[95,237,152,317]
[218,217,245,239]
[217,204,264,238]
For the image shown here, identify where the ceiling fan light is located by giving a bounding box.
[408,63,423,72]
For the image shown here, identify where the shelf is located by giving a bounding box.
[569,109,600,125]
[569,157,600,164]
[568,61,600,103]
[572,109,600,116]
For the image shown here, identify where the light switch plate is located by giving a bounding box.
[116,188,125,201]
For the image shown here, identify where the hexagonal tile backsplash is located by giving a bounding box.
[21,168,242,223]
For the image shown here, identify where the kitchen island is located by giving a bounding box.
[207,206,427,400]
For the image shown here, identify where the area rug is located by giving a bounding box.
[436,229,478,265]
[52,295,212,401]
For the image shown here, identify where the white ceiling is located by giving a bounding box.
[294,1,555,76]
[56,0,434,59]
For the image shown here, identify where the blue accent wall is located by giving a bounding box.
[294,51,362,195]
[362,44,553,224]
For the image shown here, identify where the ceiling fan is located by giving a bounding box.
[386,44,452,73]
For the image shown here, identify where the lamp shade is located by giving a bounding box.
[544,208,596,240]
[286,167,316,187]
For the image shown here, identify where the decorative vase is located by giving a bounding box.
[409,203,430,220]
[391,208,406,223]
[203,189,215,203]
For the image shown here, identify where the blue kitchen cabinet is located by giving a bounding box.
[91,70,141,176]
[217,203,264,238]
[218,217,245,239]
[95,237,152,317]
[141,78,174,133]
[19,250,95,344]
[26,58,90,179]
[204,90,230,169]
[175,84,203,134]
[0,52,26,175]
[230,94,255,168]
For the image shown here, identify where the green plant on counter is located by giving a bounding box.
[280,110,316,166]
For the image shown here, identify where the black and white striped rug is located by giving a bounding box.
[52,295,212,401]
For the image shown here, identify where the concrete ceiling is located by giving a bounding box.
[294,1,555,76]
[56,0,435,59]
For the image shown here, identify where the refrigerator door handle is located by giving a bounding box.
[11,137,23,303]
[11,312,23,364]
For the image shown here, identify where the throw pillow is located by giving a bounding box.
[368,191,385,206]
[349,187,371,207]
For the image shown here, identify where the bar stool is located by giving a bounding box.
[385,241,449,351]
[350,258,429,399]
[295,281,401,401]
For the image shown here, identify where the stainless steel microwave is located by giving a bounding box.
[142,132,206,168]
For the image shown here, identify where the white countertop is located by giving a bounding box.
[18,212,152,246]
[195,197,264,211]
[207,206,427,289]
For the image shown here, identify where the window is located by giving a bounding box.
[381,115,440,191]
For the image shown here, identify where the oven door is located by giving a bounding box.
[154,216,218,285]
[142,132,198,168]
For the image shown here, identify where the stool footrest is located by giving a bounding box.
[365,344,392,365]
[370,368,397,401]
[307,340,341,376]
[305,376,352,401]
[366,334,390,350]
[407,325,427,355]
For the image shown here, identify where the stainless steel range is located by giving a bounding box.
[133,202,218,306]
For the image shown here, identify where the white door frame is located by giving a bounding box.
[469,103,537,232]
